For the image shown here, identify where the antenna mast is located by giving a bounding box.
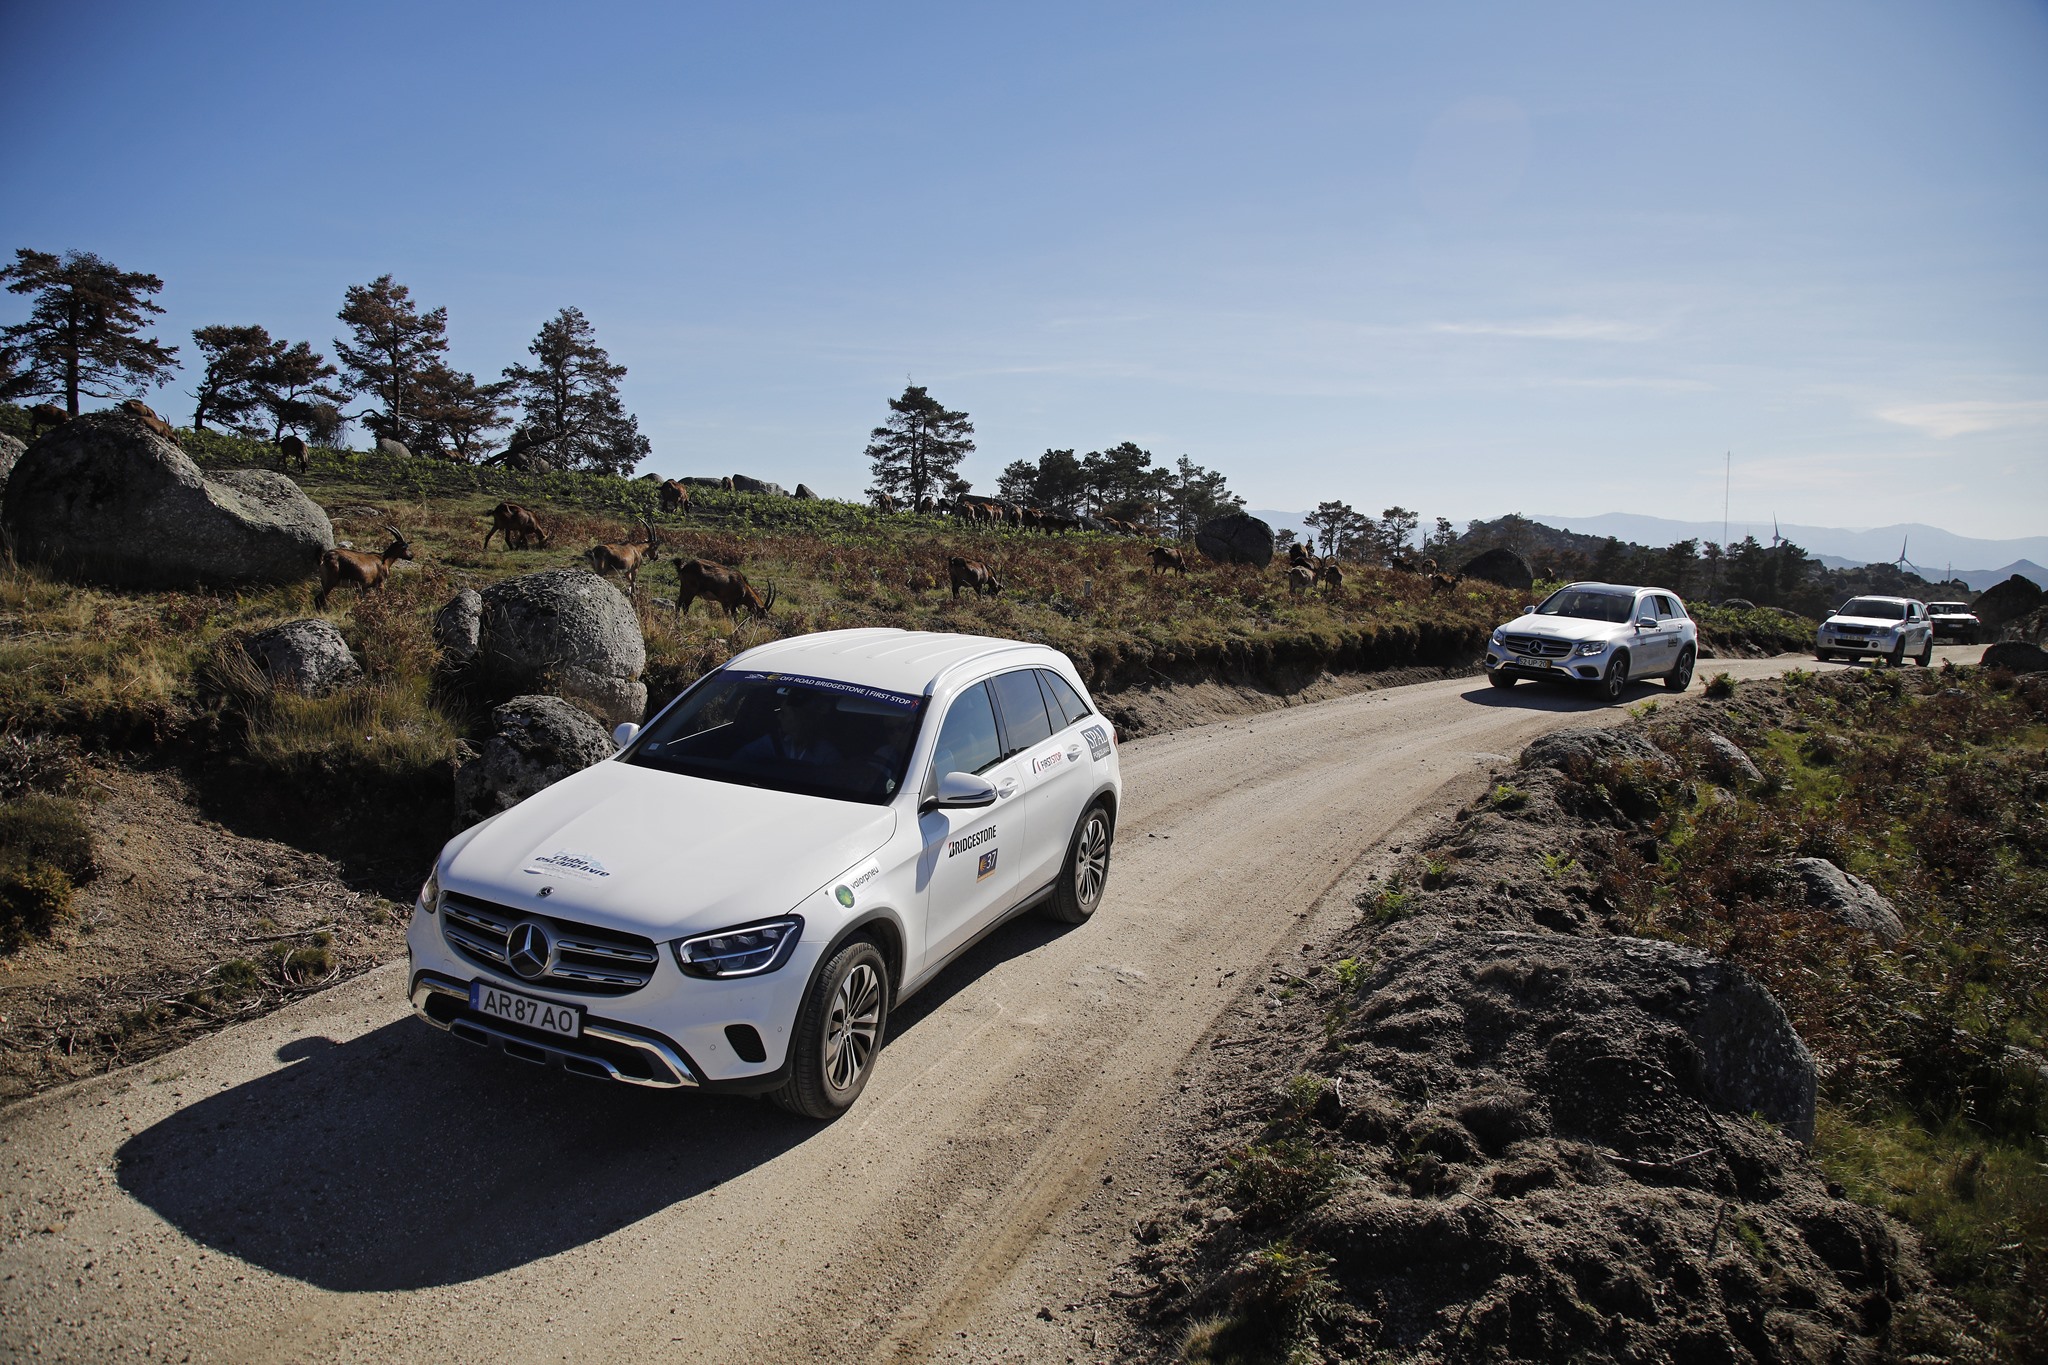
[1722,450,1730,551]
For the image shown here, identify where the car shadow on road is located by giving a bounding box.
[1453,678,1671,710]
[114,911,1079,1293]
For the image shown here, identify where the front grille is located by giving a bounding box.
[1502,634,1572,658]
[1831,625,1872,637]
[440,893,659,996]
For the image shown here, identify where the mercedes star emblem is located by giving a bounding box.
[507,920,555,981]
[537,885,554,898]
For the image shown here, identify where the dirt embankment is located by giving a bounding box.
[1107,699,1984,1362]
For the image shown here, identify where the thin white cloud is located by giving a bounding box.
[1874,400,2048,439]
[1430,316,1662,342]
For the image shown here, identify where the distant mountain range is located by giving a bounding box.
[1247,510,2045,592]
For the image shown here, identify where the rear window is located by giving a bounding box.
[990,669,1054,755]
[1038,669,1093,728]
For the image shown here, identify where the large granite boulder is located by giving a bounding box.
[1700,732,1763,787]
[793,483,818,500]
[1,409,333,588]
[1521,726,1676,779]
[0,433,24,497]
[1982,640,2048,673]
[1783,857,1904,943]
[460,569,647,726]
[375,437,412,460]
[1460,547,1535,591]
[241,619,362,697]
[433,588,483,667]
[730,474,788,496]
[1193,511,1274,568]
[1971,575,2042,631]
[452,695,616,830]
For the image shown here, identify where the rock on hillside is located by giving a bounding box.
[730,474,788,496]
[452,695,616,830]
[455,569,647,727]
[240,619,362,698]
[1460,545,1535,590]
[1971,573,2041,632]
[1194,512,1274,568]
[1982,640,2048,673]
[375,437,411,459]
[1,409,333,588]
[0,432,23,496]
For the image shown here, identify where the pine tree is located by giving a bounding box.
[334,275,450,448]
[1305,501,1365,558]
[415,363,512,462]
[500,307,650,475]
[189,324,274,433]
[1163,455,1241,539]
[865,384,974,506]
[1,249,179,414]
[256,340,345,442]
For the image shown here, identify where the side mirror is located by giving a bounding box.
[922,771,997,812]
[1523,604,1536,616]
[612,722,640,750]
[1636,615,1658,630]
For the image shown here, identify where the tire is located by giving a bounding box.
[1599,653,1628,703]
[1665,646,1695,692]
[771,938,889,1120]
[1917,636,1933,667]
[1815,649,1833,662]
[1887,639,1905,668]
[1488,671,1518,689]
[1044,803,1113,924]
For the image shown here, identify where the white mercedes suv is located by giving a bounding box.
[407,629,1122,1119]
[1485,582,1699,701]
[1816,596,1935,666]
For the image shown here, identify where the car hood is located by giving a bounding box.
[1826,614,1906,629]
[441,760,897,940]
[1497,613,1632,644]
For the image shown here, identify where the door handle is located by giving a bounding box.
[1065,744,1082,762]
[997,778,1018,798]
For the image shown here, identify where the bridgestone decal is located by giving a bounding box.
[948,825,996,857]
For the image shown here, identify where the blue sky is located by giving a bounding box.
[5,1,2045,539]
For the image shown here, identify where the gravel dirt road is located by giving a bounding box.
[0,653,1974,1363]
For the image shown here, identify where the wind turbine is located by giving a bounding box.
[1770,516,1786,550]
[1892,535,1919,577]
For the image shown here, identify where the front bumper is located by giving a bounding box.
[407,907,817,1089]
[1485,649,1608,682]
[1817,631,1898,656]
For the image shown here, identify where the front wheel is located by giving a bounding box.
[1665,646,1695,692]
[1599,654,1629,703]
[1916,636,1933,667]
[1488,670,1518,689]
[771,938,889,1120]
[1887,639,1906,668]
[1044,803,1113,924]
[1815,649,1833,662]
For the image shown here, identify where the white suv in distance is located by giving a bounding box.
[1816,596,1934,667]
[1485,582,1699,701]
[1925,601,1981,645]
[407,629,1123,1120]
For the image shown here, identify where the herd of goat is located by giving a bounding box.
[23,403,1473,619]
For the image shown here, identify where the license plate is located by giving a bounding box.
[1516,656,1551,669]
[471,981,583,1038]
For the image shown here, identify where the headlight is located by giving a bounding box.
[1573,640,1608,657]
[1490,628,1505,645]
[673,917,805,978]
[417,866,440,916]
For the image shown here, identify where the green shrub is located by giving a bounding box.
[0,795,95,883]
[1704,671,1736,699]
[0,861,71,950]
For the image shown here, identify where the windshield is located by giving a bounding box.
[1839,598,1907,620]
[1928,603,1969,614]
[624,669,927,805]
[1534,588,1636,624]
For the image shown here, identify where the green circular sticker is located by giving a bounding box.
[835,885,855,908]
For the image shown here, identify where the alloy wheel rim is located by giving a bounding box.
[1075,815,1109,907]
[823,962,882,1091]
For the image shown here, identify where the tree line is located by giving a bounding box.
[0,248,650,475]
[863,382,1245,537]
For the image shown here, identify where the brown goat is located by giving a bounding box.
[1148,545,1187,576]
[1318,563,1346,593]
[658,480,692,517]
[1287,565,1315,595]
[482,501,549,551]
[948,556,1002,599]
[1287,542,1318,570]
[1429,571,1463,595]
[915,494,939,515]
[316,525,412,609]
[278,433,308,473]
[873,492,896,513]
[586,520,665,590]
[674,558,775,620]
[719,476,735,492]
[29,403,68,437]
[120,399,179,445]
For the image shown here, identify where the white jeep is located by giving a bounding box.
[1485,582,1699,702]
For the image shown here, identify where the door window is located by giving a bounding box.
[990,670,1054,756]
[1038,669,1092,729]
[931,683,1002,779]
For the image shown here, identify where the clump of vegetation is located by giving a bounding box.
[1180,1240,1341,1364]
[1487,782,1527,811]
[1225,1135,1342,1224]
[1618,667,2048,1350]
[0,794,96,951]
[1704,671,1736,699]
